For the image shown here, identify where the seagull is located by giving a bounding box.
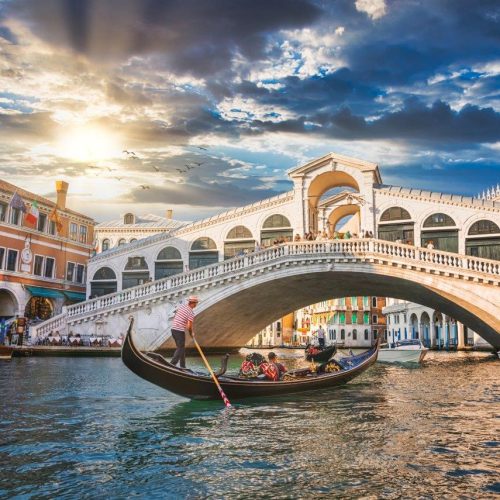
[152,165,160,172]
[139,185,150,190]
[185,164,195,170]
[193,161,204,166]
[123,150,136,156]
[197,146,208,151]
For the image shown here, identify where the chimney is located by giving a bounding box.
[166,209,173,220]
[56,180,69,210]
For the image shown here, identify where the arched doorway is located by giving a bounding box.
[465,220,500,260]
[328,204,361,237]
[410,313,419,339]
[307,171,360,233]
[433,312,443,349]
[421,213,458,252]
[189,237,219,270]
[0,289,17,317]
[378,207,414,244]
[420,312,430,347]
[90,267,118,297]
[155,246,183,279]
[260,215,292,247]
[122,257,149,290]
[224,226,255,259]
[24,296,53,320]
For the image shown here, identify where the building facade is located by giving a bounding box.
[0,180,95,324]
[383,298,491,350]
[94,210,186,253]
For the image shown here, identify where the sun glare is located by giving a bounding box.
[56,126,120,163]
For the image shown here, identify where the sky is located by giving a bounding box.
[0,0,499,222]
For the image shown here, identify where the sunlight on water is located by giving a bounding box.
[0,351,498,498]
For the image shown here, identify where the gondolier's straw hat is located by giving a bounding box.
[188,295,199,303]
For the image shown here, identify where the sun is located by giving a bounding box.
[56,125,121,163]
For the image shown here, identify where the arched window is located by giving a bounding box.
[378,207,414,244]
[93,267,116,280]
[423,213,456,227]
[263,214,291,228]
[118,238,126,246]
[189,237,219,269]
[102,239,110,251]
[340,329,345,340]
[225,225,255,259]
[191,237,217,251]
[123,257,149,289]
[421,213,458,252]
[155,246,183,279]
[468,220,500,235]
[352,328,357,340]
[364,329,369,341]
[466,220,500,260]
[380,207,411,221]
[261,214,293,247]
[130,238,137,243]
[124,213,135,224]
[227,225,253,239]
[90,267,117,297]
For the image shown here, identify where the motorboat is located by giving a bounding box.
[378,339,428,364]
[122,320,381,400]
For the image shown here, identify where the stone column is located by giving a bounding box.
[457,322,465,350]
[443,314,450,350]
[430,320,436,348]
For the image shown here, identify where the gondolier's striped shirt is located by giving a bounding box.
[171,304,194,331]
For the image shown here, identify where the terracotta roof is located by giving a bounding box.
[0,178,95,222]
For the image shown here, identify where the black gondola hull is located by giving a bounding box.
[305,345,337,362]
[122,326,380,400]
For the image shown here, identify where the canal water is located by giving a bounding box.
[0,350,498,499]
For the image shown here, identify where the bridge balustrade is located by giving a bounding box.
[30,238,500,341]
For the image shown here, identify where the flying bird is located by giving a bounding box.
[152,165,160,172]
[193,162,204,166]
[139,185,150,190]
[185,164,195,170]
[197,146,208,151]
[115,177,123,181]
[123,150,136,156]
[176,168,186,174]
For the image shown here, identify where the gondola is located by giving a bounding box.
[305,344,337,362]
[122,320,381,400]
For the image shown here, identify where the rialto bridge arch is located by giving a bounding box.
[289,152,382,235]
[32,240,500,351]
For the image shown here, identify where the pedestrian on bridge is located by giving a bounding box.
[170,295,199,368]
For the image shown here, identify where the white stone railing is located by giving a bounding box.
[31,239,500,338]
[30,312,68,340]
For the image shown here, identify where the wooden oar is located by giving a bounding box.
[191,335,232,408]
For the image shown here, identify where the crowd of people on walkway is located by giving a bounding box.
[34,331,124,348]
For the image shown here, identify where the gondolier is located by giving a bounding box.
[170,295,199,368]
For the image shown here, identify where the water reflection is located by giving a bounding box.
[0,351,498,498]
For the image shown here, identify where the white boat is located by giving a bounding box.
[378,340,428,364]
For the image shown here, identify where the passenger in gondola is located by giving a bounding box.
[239,353,261,378]
[259,352,287,381]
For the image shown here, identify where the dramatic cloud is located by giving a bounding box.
[0,0,498,220]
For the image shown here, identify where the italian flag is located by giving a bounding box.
[25,200,39,225]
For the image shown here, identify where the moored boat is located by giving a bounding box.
[378,340,428,364]
[305,344,337,362]
[0,345,14,360]
[122,320,381,400]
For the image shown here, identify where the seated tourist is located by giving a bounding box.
[239,352,265,378]
[259,352,287,381]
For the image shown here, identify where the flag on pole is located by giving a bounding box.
[49,206,63,234]
[9,192,27,213]
[25,200,39,225]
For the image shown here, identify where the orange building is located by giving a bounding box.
[0,180,95,326]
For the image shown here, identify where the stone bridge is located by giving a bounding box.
[31,239,500,351]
